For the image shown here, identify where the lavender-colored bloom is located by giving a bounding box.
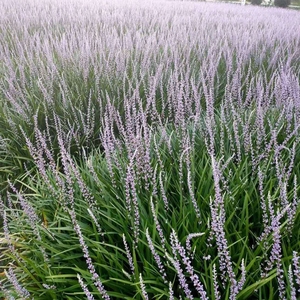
[42,283,56,290]
[209,156,246,299]
[287,175,299,235]
[159,171,169,212]
[0,278,15,300]
[20,124,59,197]
[139,273,149,300]
[7,185,49,263]
[5,267,30,299]
[122,234,135,276]
[87,208,103,239]
[150,198,166,253]
[69,209,110,300]
[263,199,277,269]
[288,265,297,300]
[8,183,39,230]
[185,232,205,254]
[261,196,285,299]
[0,202,17,258]
[166,253,193,300]
[237,259,246,292]
[212,264,221,300]
[179,146,190,188]
[187,166,201,224]
[56,122,96,209]
[170,230,208,300]
[258,167,267,226]
[124,159,140,246]
[77,274,95,300]
[145,228,167,282]
[169,281,175,300]
[292,252,300,293]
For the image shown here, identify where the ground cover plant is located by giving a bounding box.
[0,0,300,299]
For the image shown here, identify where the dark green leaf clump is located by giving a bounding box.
[251,0,263,5]
[274,0,291,7]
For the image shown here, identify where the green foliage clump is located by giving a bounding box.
[251,0,263,5]
[274,0,291,7]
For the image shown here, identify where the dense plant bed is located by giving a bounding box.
[1,0,300,299]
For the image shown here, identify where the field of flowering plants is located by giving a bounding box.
[0,0,300,299]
